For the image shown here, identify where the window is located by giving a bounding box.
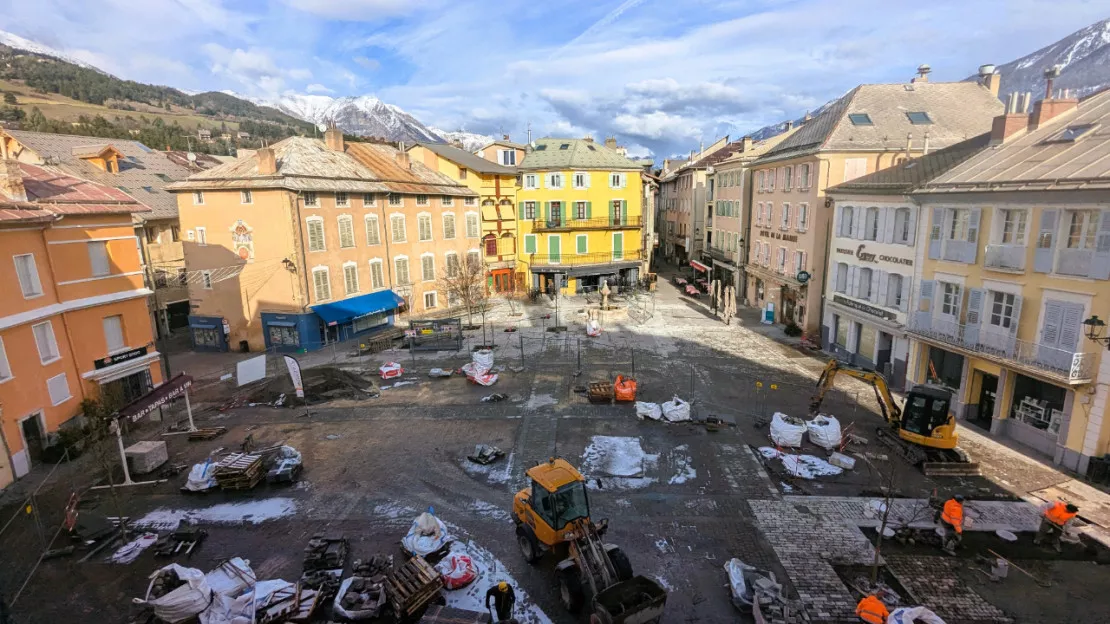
[835,262,848,293]
[47,373,71,406]
[887,274,904,308]
[394,257,410,284]
[865,207,879,241]
[14,254,42,298]
[893,208,911,243]
[766,203,774,226]
[573,172,589,189]
[338,216,355,248]
[798,163,811,188]
[776,247,786,272]
[442,213,456,239]
[144,227,159,244]
[32,321,59,363]
[467,250,480,269]
[363,193,377,206]
[465,213,480,238]
[523,174,538,189]
[170,226,180,242]
[88,241,110,277]
[195,227,207,245]
[421,255,435,281]
[418,214,433,241]
[756,170,765,192]
[793,250,806,272]
[858,267,873,299]
[446,253,460,277]
[202,270,212,289]
[485,236,498,256]
[948,209,970,240]
[575,201,587,220]
[1001,209,1027,244]
[442,196,454,207]
[369,260,385,290]
[464,196,477,206]
[313,267,331,301]
[576,234,588,254]
[781,203,791,230]
[192,191,205,205]
[547,173,564,189]
[0,338,10,381]
[240,190,253,204]
[941,283,961,316]
[103,315,125,353]
[424,291,438,309]
[459,167,468,180]
[559,143,570,150]
[767,168,775,191]
[835,315,850,348]
[415,194,429,206]
[844,158,867,182]
[841,206,855,237]
[389,193,402,206]
[304,192,318,207]
[343,263,359,295]
[797,203,809,231]
[906,111,933,124]
[335,192,349,207]
[391,215,407,242]
[307,218,325,251]
[365,215,380,245]
[524,234,537,254]
[610,173,625,189]
[498,149,517,166]
[1066,209,1098,249]
[783,166,793,190]
[848,113,873,125]
[989,292,1016,329]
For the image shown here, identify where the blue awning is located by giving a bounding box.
[310,290,405,326]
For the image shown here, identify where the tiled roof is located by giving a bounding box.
[918,89,1110,193]
[70,144,121,158]
[481,139,526,150]
[345,142,477,195]
[717,127,804,168]
[762,82,1004,161]
[3,129,199,221]
[0,162,150,223]
[163,150,227,171]
[409,142,517,175]
[827,132,993,195]
[519,138,643,171]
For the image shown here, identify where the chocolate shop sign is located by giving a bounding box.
[832,295,896,321]
[835,244,913,266]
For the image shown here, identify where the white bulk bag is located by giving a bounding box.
[806,415,842,449]
[769,412,805,447]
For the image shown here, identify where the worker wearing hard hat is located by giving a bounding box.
[1034,501,1079,553]
[855,593,890,624]
[934,494,965,555]
[485,581,517,622]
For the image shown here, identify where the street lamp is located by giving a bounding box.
[1082,315,1110,350]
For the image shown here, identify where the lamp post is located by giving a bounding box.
[1082,315,1110,350]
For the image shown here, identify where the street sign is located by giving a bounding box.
[796,270,811,284]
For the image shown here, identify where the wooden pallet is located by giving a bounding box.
[188,427,227,441]
[387,556,444,618]
[213,452,264,490]
[588,382,614,403]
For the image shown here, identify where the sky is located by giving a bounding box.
[1,0,1108,158]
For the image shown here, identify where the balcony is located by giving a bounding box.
[985,244,1026,271]
[1056,249,1093,277]
[529,249,645,268]
[708,247,740,265]
[907,316,1095,384]
[531,216,643,231]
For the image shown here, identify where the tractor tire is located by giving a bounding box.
[516,525,541,564]
[607,546,634,581]
[558,566,585,613]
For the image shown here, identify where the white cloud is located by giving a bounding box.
[283,0,438,20]
[353,56,381,71]
[306,83,335,94]
[202,44,315,97]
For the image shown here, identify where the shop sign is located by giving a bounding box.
[117,374,193,423]
[796,270,811,284]
[836,244,913,266]
[95,346,148,370]
[759,230,799,242]
[833,294,896,321]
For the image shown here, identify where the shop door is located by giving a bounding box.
[974,373,998,430]
[20,414,45,465]
[493,271,512,292]
[876,332,893,369]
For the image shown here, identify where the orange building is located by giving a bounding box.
[0,160,158,489]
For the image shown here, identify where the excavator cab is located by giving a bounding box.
[899,384,958,450]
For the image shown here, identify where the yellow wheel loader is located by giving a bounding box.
[512,458,667,623]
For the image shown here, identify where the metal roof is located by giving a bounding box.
[409,142,517,175]
[519,138,643,171]
[917,89,1110,193]
[827,132,993,195]
[0,162,150,223]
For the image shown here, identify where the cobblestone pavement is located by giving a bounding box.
[886,556,1013,624]
[784,496,1044,532]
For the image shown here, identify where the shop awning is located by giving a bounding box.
[311,290,405,326]
[690,260,710,273]
[117,373,193,423]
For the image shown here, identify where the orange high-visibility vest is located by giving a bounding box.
[856,595,889,624]
[1044,502,1077,527]
[940,499,964,534]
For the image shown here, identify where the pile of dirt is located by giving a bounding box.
[247,366,379,405]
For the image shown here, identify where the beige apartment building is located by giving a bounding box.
[167,130,478,352]
[659,137,734,265]
[746,65,1005,335]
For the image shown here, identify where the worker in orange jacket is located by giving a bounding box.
[855,593,890,624]
[934,494,965,554]
[1034,501,1079,552]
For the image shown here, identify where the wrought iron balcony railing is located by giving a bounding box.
[528,249,645,267]
[531,216,643,231]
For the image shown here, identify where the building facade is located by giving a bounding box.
[169,131,479,352]
[407,142,519,292]
[905,88,1110,475]
[746,67,1005,335]
[516,138,645,293]
[659,138,731,265]
[0,161,158,489]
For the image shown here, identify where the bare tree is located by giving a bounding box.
[439,253,489,329]
[503,281,523,317]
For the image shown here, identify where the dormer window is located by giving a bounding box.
[848,113,873,126]
[906,111,933,125]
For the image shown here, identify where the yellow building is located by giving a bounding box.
[407,142,519,291]
[905,88,1110,475]
[516,138,645,294]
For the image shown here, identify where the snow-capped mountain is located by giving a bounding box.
[429,128,495,152]
[0,29,101,72]
[256,93,442,143]
[978,17,1110,100]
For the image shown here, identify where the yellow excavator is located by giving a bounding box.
[513,458,667,623]
[809,360,979,476]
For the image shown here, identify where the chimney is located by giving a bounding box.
[1027,65,1079,131]
[922,130,931,155]
[912,63,931,83]
[395,151,412,170]
[0,159,27,202]
[977,64,1001,98]
[989,93,1031,145]
[605,137,618,150]
[256,147,277,175]
[584,135,594,143]
[1043,65,1061,100]
[324,125,345,152]
[742,136,753,152]
[784,120,793,131]
[502,134,510,141]
[905,133,913,158]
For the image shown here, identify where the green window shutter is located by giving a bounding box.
[544,201,550,223]
[586,201,592,219]
[613,233,623,259]
[525,235,536,254]
[518,201,524,220]
[608,200,614,226]
[577,235,587,254]
[621,200,627,225]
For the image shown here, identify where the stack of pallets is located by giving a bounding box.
[386,556,444,619]
[213,452,264,490]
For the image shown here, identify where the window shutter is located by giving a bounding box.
[875,270,888,305]
[577,235,587,254]
[620,200,627,225]
[608,201,614,226]
[834,206,843,237]
[964,207,982,263]
[853,207,866,239]
[900,274,911,313]
[964,288,985,347]
[544,201,550,223]
[848,266,859,297]
[1060,303,1083,352]
[1007,294,1023,348]
[928,207,943,259]
[1034,209,1058,273]
[906,207,918,246]
[1088,210,1110,279]
[881,208,895,243]
[915,281,935,330]
[518,201,525,221]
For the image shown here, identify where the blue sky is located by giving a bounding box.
[1,0,1107,157]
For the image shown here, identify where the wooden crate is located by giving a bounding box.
[588,382,614,403]
[387,556,444,618]
[213,452,264,490]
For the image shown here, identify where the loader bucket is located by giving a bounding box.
[591,575,667,624]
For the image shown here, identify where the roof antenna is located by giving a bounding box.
[526,122,532,145]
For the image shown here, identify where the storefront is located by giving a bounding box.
[83,346,162,405]
[1005,373,1070,458]
[261,312,321,352]
[308,290,404,350]
[188,315,229,352]
[533,262,641,294]
[823,296,909,389]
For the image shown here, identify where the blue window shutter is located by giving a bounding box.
[928,208,943,259]
[915,280,935,330]
[964,288,985,347]
[899,274,912,313]
[964,208,982,263]
[1034,209,1058,273]
[1088,209,1110,279]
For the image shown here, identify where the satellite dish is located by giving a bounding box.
[187,152,197,163]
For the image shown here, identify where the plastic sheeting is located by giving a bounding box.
[185,459,217,492]
[888,606,947,624]
[636,401,662,421]
[379,362,404,379]
[402,512,451,556]
[112,532,159,564]
[133,564,213,624]
[770,412,805,447]
[662,396,691,422]
[435,552,479,590]
[462,350,498,386]
[586,319,602,337]
[806,415,842,449]
[724,558,781,611]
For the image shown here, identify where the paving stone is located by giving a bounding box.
[782,495,1043,532]
[886,555,1013,624]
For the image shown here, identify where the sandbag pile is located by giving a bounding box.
[662,396,691,422]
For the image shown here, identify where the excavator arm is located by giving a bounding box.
[809,360,901,426]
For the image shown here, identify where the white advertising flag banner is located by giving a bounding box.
[283,355,305,398]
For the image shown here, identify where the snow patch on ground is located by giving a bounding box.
[654,575,674,591]
[667,445,697,485]
[655,538,671,553]
[466,500,512,522]
[524,392,557,410]
[441,540,552,623]
[758,447,843,479]
[373,501,418,520]
[582,436,658,489]
[134,498,298,529]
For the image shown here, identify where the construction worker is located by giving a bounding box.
[485,581,516,621]
[1034,501,1079,552]
[934,494,965,554]
[855,593,889,624]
